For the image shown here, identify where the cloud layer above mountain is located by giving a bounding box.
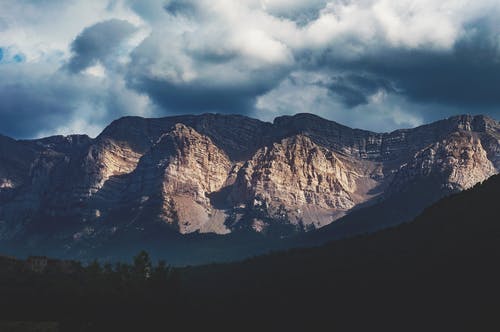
[1,0,500,138]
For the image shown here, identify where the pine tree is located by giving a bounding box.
[133,250,152,281]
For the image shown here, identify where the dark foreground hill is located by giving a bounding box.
[1,174,499,330]
[179,173,500,329]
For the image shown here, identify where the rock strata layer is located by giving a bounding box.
[0,113,499,244]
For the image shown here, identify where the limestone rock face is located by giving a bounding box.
[132,124,233,234]
[230,135,362,228]
[391,131,497,192]
[80,139,143,198]
[0,113,499,247]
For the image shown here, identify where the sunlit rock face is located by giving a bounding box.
[229,135,363,228]
[390,132,497,192]
[0,113,499,243]
[130,123,233,234]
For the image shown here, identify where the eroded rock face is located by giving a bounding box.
[81,139,143,198]
[391,132,497,192]
[0,113,499,244]
[136,124,233,234]
[229,135,361,228]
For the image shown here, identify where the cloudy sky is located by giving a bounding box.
[1,0,500,138]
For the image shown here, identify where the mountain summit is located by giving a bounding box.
[0,113,499,262]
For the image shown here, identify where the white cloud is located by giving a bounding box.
[0,0,144,63]
[84,63,106,78]
[255,71,424,132]
[1,0,500,137]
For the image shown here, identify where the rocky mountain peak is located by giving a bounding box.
[132,123,233,234]
[0,113,499,252]
[274,113,359,137]
[153,123,206,154]
[447,114,493,132]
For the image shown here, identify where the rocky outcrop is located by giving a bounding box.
[0,113,499,246]
[229,135,366,228]
[390,131,497,192]
[130,124,233,234]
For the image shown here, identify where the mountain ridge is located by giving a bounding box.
[0,112,499,263]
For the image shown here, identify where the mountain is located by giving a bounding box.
[0,113,499,262]
[3,166,499,331]
[178,169,500,330]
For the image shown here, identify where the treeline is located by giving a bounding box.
[0,251,181,331]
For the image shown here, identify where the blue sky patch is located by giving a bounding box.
[13,53,25,63]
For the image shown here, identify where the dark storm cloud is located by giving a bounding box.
[0,18,146,138]
[0,63,154,138]
[125,22,292,115]
[164,0,197,17]
[321,74,396,107]
[0,81,73,138]
[0,66,90,138]
[312,17,500,112]
[342,50,500,108]
[265,0,328,27]
[122,5,500,124]
[66,19,137,73]
[128,74,283,114]
[129,79,256,113]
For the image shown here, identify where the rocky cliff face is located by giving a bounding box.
[228,135,368,229]
[390,131,497,193]
[131,124,233,234]
[0,113,499,250]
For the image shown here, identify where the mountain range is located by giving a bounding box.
[3,155,499,330]
[0,113,499,263]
